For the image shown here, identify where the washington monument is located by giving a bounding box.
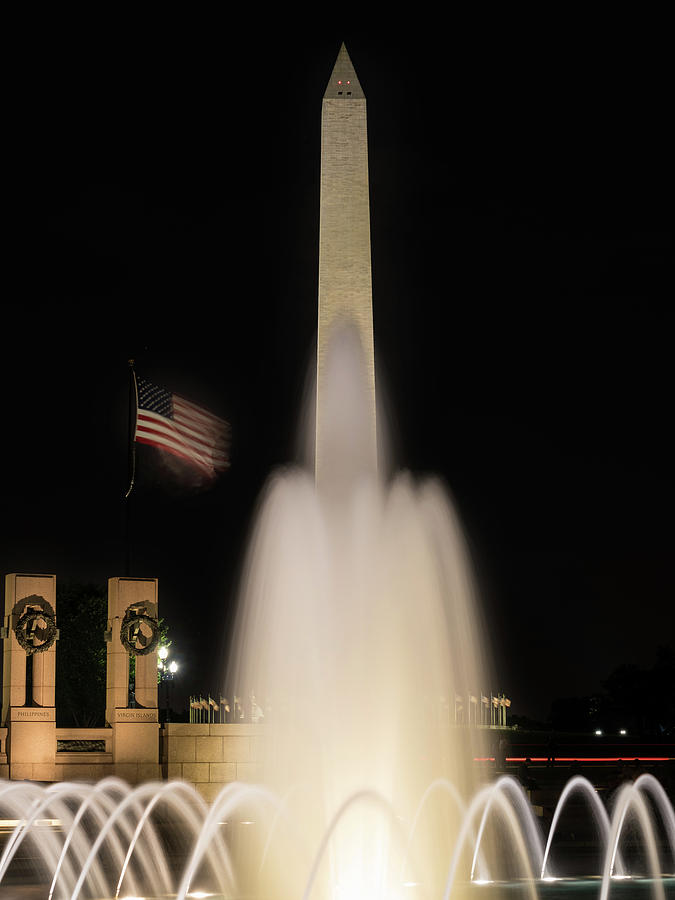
[315,44,377,485]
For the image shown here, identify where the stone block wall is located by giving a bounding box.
[161,722,264,801]
[0,721,263,792]
[3,726,160,784]
[0,727,7,779]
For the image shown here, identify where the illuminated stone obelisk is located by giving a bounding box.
[316,44,377,486]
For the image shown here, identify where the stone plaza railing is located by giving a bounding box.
[0,720,264,792]
[161,722,264,802]
[53,727,113,781]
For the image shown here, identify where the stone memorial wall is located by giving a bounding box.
[0,572,257,788]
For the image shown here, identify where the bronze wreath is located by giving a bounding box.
[14,608,58,655]
[119,610,159,656]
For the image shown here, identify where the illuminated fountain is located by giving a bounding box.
[224,323,488,898]
[0,751,673,896]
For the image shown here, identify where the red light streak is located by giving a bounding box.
[474,756,671,763]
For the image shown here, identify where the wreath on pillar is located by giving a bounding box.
[119,607,160,656]
[14,607,58,655]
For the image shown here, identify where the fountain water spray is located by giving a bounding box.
[226,319,491,897]
[0,767,673,895]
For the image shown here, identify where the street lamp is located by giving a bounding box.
[157,646,178,722]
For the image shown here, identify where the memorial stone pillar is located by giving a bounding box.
[106,577,160,780]
[2,574,58,780]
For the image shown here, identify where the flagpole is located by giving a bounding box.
[124,359,139,575]
[125,359,139,499]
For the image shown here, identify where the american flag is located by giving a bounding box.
[134,377,230,479]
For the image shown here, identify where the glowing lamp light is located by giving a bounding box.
[169,660,178,674]
[619,728,627,735]
[594,729,603,736]
[158,645,169,661]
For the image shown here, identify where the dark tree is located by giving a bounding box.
[548,646,675,737]
[55,582,172,725]
[548,695,596,732]
[602,646,675,737]
[55,582,107,727]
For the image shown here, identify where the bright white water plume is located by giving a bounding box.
[226,325,490,897]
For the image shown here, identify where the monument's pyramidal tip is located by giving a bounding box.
[324,43,365,100]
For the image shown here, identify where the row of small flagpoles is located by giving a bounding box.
[189,693,511,726]
[189,695,265,724]
[453,693,512,727]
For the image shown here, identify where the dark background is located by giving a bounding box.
[4,16,673,722]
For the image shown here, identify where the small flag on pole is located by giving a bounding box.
[220,696,231,721]
[133,376,230,480]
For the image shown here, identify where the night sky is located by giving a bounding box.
[5,18,673,721]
